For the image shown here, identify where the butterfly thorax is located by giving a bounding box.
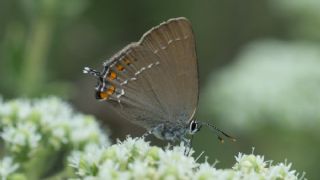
[151,122,189,142]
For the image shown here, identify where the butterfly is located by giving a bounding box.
[83,17,235,148]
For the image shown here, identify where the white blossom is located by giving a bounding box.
[0,97,110,179]
[204,41,320,131]
[69,137,303,180]
[0,157,19,180]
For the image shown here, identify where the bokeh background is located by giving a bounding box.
[1,0,319,179]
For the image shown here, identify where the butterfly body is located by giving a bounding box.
[148,121,186,141]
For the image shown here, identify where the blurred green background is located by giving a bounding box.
[1,0,319,179]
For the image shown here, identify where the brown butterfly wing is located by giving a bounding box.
[139,17,198,122]
[103,17,198,129]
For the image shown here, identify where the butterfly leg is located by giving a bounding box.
[182,136,193,156]
[141,130,153,139]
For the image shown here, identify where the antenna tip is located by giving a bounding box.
[83,67,90,74]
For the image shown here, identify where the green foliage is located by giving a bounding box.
[1,0,88,97]
[271,0,320,40]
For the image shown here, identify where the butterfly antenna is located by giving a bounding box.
[200,121,236,142]
[83,67,101,79]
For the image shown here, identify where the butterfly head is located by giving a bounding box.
[188,119,202,135]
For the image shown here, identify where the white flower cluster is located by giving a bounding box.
[69,137,302,180]
[0,97,109,179]
[0,157,19,180]
[0,97,304,179]
[204,40,320,131]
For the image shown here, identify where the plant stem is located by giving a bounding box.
[20,11,54,97]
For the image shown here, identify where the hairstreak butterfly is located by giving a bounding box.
[83,17,235,148]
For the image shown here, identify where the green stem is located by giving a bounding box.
[20,13,54,97]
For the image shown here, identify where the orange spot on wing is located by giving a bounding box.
[98,86,116,100]
[99,91,109,99]
[123,58,131,65]
[107,86,115,95]
[108,71,117,80]
[116,64,125,71]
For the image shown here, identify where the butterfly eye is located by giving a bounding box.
[189,120,200,134]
